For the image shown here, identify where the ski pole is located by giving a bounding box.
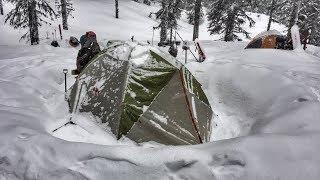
[59,24,63,40]
[63,69,68,93]
[54,29,57,40]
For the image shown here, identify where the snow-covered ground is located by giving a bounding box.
[0,0,286,46]
[1,0,320,179]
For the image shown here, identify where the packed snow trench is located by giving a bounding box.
[1,1,320,180]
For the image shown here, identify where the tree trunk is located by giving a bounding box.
[193,0,202,41]
[0,0,4,15]
[224,8,236,41]
[115,0,119,18]
[160,23,167,43]
[28,1,39,45]
[309,9,319,46]
[287,0,301,38]
[61,0,68,30]
[159,1,168,43]
[267,0,276,31]
[169,28,173,43]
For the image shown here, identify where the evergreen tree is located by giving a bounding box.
[277,0,320,46]
[167,0,182,42]
[247,0,320,46]
[207,0,255,41]
[0,0,3,15]
[56,0,74,30]
[5,0,56,45]
[155,0,182,43]
[192,0,202,40]
[287,0,301,38]
[300,0,320,45]
[186,6,204,26]
[156,0,168,43]
[253,0,291,30]
[278,0,302,49]
[265,0,289,31]
[115,0,119,18]
[184,0,204,26]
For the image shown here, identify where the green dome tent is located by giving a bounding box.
[68,41,214,145]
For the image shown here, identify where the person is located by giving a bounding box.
[297,15,310,50]
[285,15,310,50]
[76,31,101,73]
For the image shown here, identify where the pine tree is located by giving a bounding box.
[253,0,291,30]
[115,0,119,18]
[264,0,290,31]
[186,6,204,25]
[156,0,168,43]
[155,0,182,43]
[193,0,202,40]
[5,0,56,45]
[283,0,301,43]
[207,0,255,41]
[56,0,74,30]
[253,0,320,45]
[0,0,4,15]
[300,0,320,45]
[256,0,299,34]
[168,0,182,42]
[183,0,204,26]
[266,0,277,30]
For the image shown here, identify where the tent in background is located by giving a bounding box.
[246,30,288,49]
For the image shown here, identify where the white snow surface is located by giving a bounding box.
[252,30,283,40]
[0,0,320,180]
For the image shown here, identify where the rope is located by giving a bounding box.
[175,31,199,62]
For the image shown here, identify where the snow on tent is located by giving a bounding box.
[68,41,214,145]
[245,30,287,49]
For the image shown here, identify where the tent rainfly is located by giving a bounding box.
[68,41,214,145]
[245,30,288,49]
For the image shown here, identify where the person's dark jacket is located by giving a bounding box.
[77,32,101,72]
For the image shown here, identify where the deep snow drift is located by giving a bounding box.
[1,0,320,179]
[1,41,320,180]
